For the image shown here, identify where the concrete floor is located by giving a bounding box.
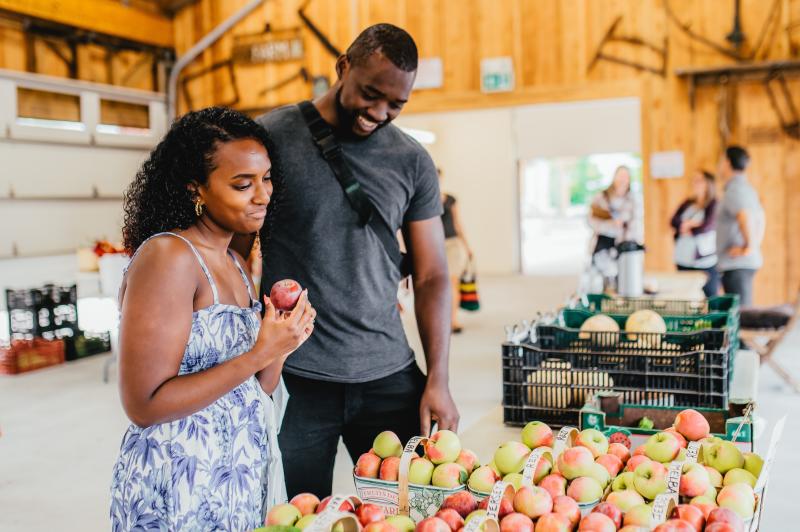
[0,275,795,531]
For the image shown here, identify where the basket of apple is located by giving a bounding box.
[594,408,774,531]
[353,430,478,522]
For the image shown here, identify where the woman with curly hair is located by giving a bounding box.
[110,107,316,531]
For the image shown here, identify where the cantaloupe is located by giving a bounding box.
[578,314,620,346]
[625,309,667,347]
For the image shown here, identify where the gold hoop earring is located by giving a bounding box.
[194,198,204,217]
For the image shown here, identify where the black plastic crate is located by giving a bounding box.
[574,293,739,316]
[64,331,112,361]
[502,342,729,427]
[6,284,78,339]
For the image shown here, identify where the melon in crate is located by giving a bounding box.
[625,309,667,347]
[578,314,620,346]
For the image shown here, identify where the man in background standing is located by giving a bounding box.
[716,145,765,306]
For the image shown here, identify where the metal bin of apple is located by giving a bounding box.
[353,430,473,522]
[503,305,735,428]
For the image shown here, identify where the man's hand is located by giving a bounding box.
[728,246,750,257]
[419,380,460,436]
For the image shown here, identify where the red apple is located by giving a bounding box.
[608,442,631,464]
[441,491,478,518]
[355,452,382,478]
[416,517,452,532]
[538,473,567,499]
[380,456,401,481]
[317,496,355,514]
[499,512,534,532]
[436,508,465,532]
[356,504,386,527]
[533,513,571,532]
[270,279,303,311]
[653,520,695,532]
[290,493,320,516]
[664,428,688,448]
[577,512,616,531]
[591,502,622,529]
[690,502,716,520]
[595,454,623,477]
[625,455,651,472]
[673,409,711,441]
[706,508,744,532]
[551,496,580,529]
[704,524,740,532]
[672,504,704,532]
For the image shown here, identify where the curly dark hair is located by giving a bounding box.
[122,107,280,254]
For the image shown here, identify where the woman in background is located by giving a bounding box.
[670,169,719,297]
[440,169,473,334]
[588,165,644,260]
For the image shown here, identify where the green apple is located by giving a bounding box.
[372,431,403,459]
[386,515,416,532]
[743,452,764,478]
[702,484,718,501]
[266,504,303,526]
[296,515,317,530]
[623,503,654,528]
[566,476,604,503]
[690,495,717,507]
[494,441,531,475]
[468,465,498,493]
[723,468,757,488]
[633,461,668,500]
[706,441,744,474]
[521,421,554,449]
[503,473,523,491]
[717,483,756,520]
[408,457,435,485]
[488,460,502,477]
[643,432,680,463]
[432,463,469,488]
[612,471,636,492]
[698,436,724,465]
[606,490,646,512]
[465,510,488,528]
[586,462,611,488]
[575,428,609,458]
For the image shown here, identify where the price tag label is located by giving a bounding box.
[552,426,579,459]
[521,448,552,487]
[685,441,701,464]
[651,493,677,525]
[665,461,683,499]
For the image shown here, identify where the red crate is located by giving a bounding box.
[0,338,65,375]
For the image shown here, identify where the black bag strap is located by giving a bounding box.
[297,101,406,273]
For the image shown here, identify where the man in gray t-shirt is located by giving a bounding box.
[233,24,459,497]
[716,145,765,306]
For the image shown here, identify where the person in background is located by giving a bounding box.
[716,145,765,306]
[670,170,719,297]
[439,168,473,334]
[110,108,316,530]
[588,165,644,259]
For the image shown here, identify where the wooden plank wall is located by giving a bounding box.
[0,0,797,303]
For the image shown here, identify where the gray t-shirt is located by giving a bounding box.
[716,174,765,271]
[257,105,442,383]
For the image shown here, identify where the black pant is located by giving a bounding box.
[677,265,720,298]
[279,363,426,498]
[722,269,756,306]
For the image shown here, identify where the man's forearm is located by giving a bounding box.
[413,273,451,384]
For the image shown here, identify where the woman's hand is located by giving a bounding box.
[254,290,316,366]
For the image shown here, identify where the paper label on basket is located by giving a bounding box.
[665,461,682,498]
[651,493,677,525]
[398,436,426,516]
[485,482,513,520]
[521,448,552,487]
[685,441,701,464]
[308,511,359,532]
[754,416,786,493]
[552,427,578,458]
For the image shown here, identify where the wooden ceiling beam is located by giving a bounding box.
[0,0,174,48]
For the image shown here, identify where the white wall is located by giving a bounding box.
[396,108,519,274]
[396,97,641,276]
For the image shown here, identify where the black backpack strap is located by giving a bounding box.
[297,101,408,275]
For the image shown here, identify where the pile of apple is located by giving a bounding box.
[264,493,417,532]
[594,408,763,531]
[355,430,480,489]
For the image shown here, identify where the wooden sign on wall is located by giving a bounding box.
[232,28,304,65]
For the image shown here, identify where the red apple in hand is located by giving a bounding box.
[270,279,303,311]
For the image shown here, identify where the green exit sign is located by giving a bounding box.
[481,57,515,93]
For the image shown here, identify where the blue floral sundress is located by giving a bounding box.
[110,232,272,531]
